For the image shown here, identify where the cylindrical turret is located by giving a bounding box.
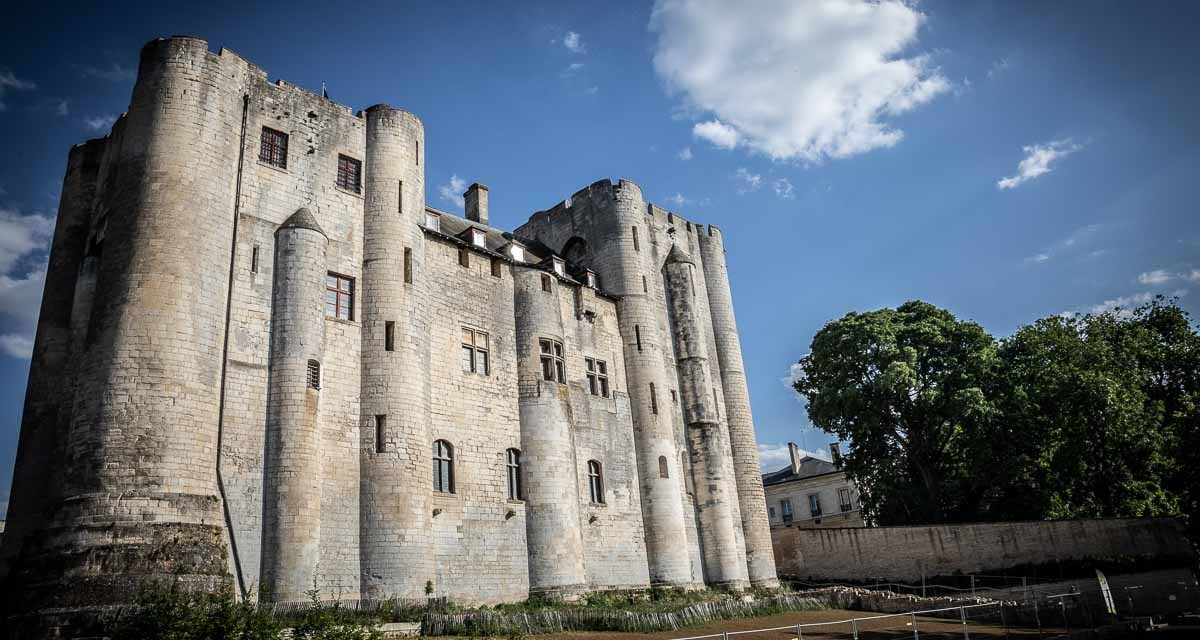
[697,226,778,587]
[513,268,588,597]
[359,104,433,599]
[260,209,329,601]
[664,243,748,589]
[606,181,695,587]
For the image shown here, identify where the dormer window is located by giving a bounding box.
[509,243,525,263]
[552,258,565,276]
[585,270,598,288]
[425,211,441,232]
[470,228,487,248]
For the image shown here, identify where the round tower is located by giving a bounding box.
[260,209,329,601]
[663,243,749,589]
[358,105,433,599]
[698,226,778,587]
[513,267,588,597]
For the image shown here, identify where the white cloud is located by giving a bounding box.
[997,139,1082,190]
[561,62,584,78]
[79,63,135,83]
[84,114,117,132]
[0,333,34,359]
[758,442,829,471]
[1137,269,1171,285]
[1024,253,1050,264]
[651,0,949,162]
[1184,269,1200,283]
[438,174,468,209]
[664,192,690,207]
[0,68,36,111]
[585,86,599,95]
[781,361,806,404]
[692,120,740,150]
[563,31,586,54]
[55,99,69,116]
[1023,223,1102,265]
[676,147,693,161]
[0,207,53,360]
[986,57,1011,79]
[0,208,54,274]
[773,178,795,200]
[734,167,762,194]
[1073,289,1189,319]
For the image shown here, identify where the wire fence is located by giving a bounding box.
[666,602,1004,640]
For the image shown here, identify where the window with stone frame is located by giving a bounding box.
[306,359,321,390]
[539,338,565,383]
[587,460,604,504]
[433,439,454,493]
[336,154,362,193]
[658,455,669,478]
[808,493,822,517]
[585,357,609,397]
[838,487,853,512]
[506,448,522,501]
[461,327,489,375]
[259,126,288,169]
[780,498,793,523]
[325,273,354,320]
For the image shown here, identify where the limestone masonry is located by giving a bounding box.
[0,36,777,611]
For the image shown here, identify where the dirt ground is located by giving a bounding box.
[517,608,1059,639]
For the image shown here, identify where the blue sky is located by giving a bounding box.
[1,0,1198,511]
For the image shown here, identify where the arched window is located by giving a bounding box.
[658,455,669,478]
[433,440,454,493]
[506,448,522,500]
[587,460,604,504]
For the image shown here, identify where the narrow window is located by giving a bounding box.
[433,440,454,493]
[658,455,669,478]
[461,327,490,375]
[325,273,354,320]
[458,247,469,268]
[306,360,321,390]
[336,154,362,193]
[670,389,678,404]
[584,359,609,397]
[649,382,658,414]
[781,499,793,523]
[632,226,640,251]
[385,321,395,352]
[838,487,853,512]
[598,360,609,397]
[642,275,648,293]
[259,127,288,168]
[682,450,693,495]
[491,257,502,278]
[635,325,642,352]
[398,180,404,214]
[713,389,720,418]
[404,247,413,284]
[809,494,822,517]
[415,140,419,165]
[250,244,260,273]
[769,506,776,520]
[541,273,552,292]
[506,448,522,500]
[587,460,604,504]
[375,415,386,453]
[539,338,565,383]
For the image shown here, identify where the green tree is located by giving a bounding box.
[792,300,999,524]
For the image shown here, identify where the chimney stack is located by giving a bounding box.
[830,442,842,467]
[787,442,802,475]
[464,182,489,225]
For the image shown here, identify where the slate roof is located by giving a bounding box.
[761,456,840,487]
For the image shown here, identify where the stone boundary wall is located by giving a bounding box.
[772,517,1195,582]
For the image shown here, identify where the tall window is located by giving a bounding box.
[838,487,853,512]
[433,440,454,493]
[649,382,659,414]
[336,154,362,193]
[326,273,354,320]
[539,338,565,383]
[375,415,386,453]
[491,257,502,278]
[306,359,321,390]
[587,460,604,504]
[259,127,288,168]
[658,455,669,478]
[808,493,822,517]
[780,498,793,523]
[585,358,609,397]
[461,327,489,375]
[404,247,413,283]
[506,448,522,500]
[631,225,640,251]
[541,273,552,292]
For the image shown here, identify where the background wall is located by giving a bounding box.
[772,517,1196,581]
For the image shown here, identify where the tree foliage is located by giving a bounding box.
[793,296,1200,532]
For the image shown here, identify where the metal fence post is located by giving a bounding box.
[851,617,859,640]
[1060,599,1070,636]
[960,606,970,640]
[796,622,802,639]
[1033,597,1043,639]
[922,573,927,598]
[912,611,919,639]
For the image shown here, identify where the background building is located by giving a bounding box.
[763,443,864,529]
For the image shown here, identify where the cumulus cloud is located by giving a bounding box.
[676,147,693,161]
[79,63,136,83]
[0,68,37,111]
[563,31,586,54]
[734,167,763,194]
[1137,269,1171,285]
[438,174,468,209]
[0,207,54,360]
[773,178,795,200]
[84,114,117,132]
[652,0,949,162]
[0,333,34,359]
[758,442,829,471]
[997,139,1082,190]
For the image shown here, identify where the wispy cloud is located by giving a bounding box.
[585,85,599,95]
[561,62,584,78]
[676,147,693,161]
[563,31,586,54]
[1023,223,1102,265]
[652,0,949,162]
[84,114,117,132]
[734,167,762,194]
[997,139,1082,190]
[438,174,468,209]
[986,57,1011,79]
[55,99,69,116]
[664,193,689,207]
[773,178,795,200]
[79,63,136,83]
[1136,268,1200,286]
[0,68,37,111]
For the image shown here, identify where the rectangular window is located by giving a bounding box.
[375,415,386,453]
[632,225,640,251]
[491,257,502,278]
[461,327,489,375]
[325,273,354,320]
[671,389,678,403]
[259,126,288,168]
[415,140,419,164]
[838,487,853,512]
[769,506,776,520]
[781,499,793,523]
[385,321,395,352]
[306,359,321,390]
[635,325,642,352]
[809,494,822,517]
[250,244,260,273]
[539,338,565,383]
[425,211,441,232]
[458,247,469,268]
[398,180,404,214]
[404,247,413,284]
[541,273,552,292]
[649,382,658,414]
[585,358,610,397]
[336,154,362,193]
[642,275,648,293]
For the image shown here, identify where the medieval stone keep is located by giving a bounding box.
[0,36,777,609]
